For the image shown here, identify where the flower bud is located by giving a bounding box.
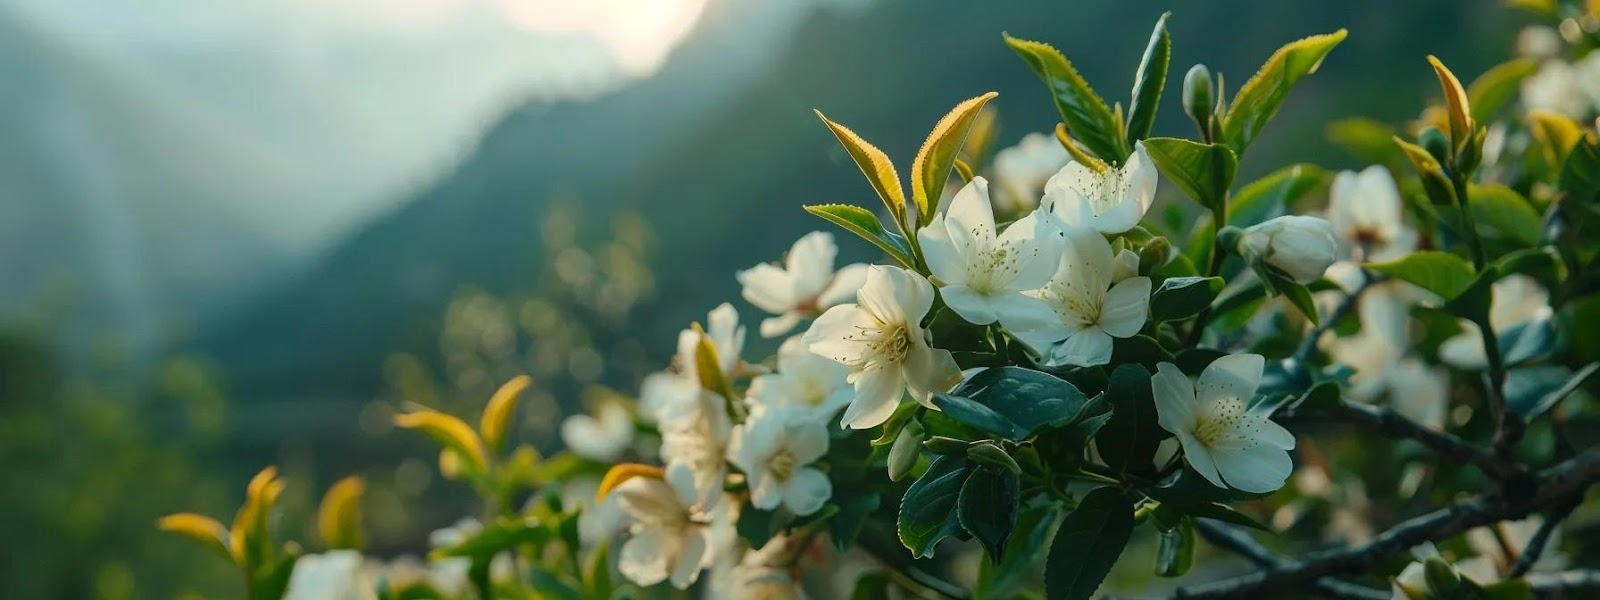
[1419,126,1452,166]
[1137,237,1170,277]
[1238,216,1337,284]
[887,420,925,482]
[922,435,969,455]
[1182,64,1214,132]
[965,441,1022,474]
[1422,557,1463,597]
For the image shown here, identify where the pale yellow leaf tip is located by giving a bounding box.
[596,463,665,503]
[481,375,532,452]
[317,475,367,550]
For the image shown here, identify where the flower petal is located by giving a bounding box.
[990,291,1059,332]
[1195,353,1264,406]
[1177,433,1227,491]
[1209,443,1293,493]
[944,176,998,260]
[840,366,903,429]
[919,213,966,286]
[786,231,838,300]
[1151,362,1198,435]
[941,284,1000,325]
[786,419,830,465]
[1048,327,1114,367]
[784,467,833,516]
[1058,225,1113,292]
[1098,276,1151,337]
[668,528,707,589]
[904,343,960,406]
[817,264,870,308]
[803,304,873,366]
[997,209,1062,290]
[619,529,674,587]
[759,313,803,339]
[737,263,794,314]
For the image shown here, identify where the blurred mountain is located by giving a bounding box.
[199,0,1519,409]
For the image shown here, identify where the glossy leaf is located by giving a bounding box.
[1222,30,1349,153]
[958,466,1021,564]
[1468,184,1542,246]
[1045,487,1135,600]
[1142,137,1238,210]
[913,92,999,222]
[1365,251,1477,300]
[1005,33,1127,162]
[1155,516,1195,577]
[940,366,1098,439]
[1467,58,1539,122]
[815,111,908,224]
[1560,136,1600,203]
[898,455,974,558]
[803,204,915,268]
[1125,13,1171,143]
[1098,364,1162,474]
[1427,56,1473,148]
[1394,136,1458,205]
[1228,164,1327,227]
[1150,276,1225,322]
[977,503,1063,600]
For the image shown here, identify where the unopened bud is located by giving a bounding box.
[1138,237,1171,277]
[1419,127,1452,166]
[965,441,1022,474]
[887,421,925,482]
[1183,64,1214,133]
[923,436,969,455]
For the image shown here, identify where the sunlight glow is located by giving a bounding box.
[492,0,712,76]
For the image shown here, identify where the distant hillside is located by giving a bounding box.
[198,0,1518,412]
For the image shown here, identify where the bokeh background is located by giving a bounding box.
[0,0,1530,597]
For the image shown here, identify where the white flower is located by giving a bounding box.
[640,304,745,427]
[1152,354,1296,493]
[1516,26,1564,60]
[747,336,852,421]
[703,303,747,376]
[991,132,1070,214]
[728,409,832,515]
[739,232,870,338]
[561,478,629,547]
[1392,543,1495,600]
[1239,215,1337,284]
[1041,141,1157,234]
[1439,275,1552,369]
[560,401,635,462]
[1328,166,1418,261]
[1112,247,1141,283]
[1522,60,1591,118]
[659,390,733,512]
[1465,516,1567,577]
[803,265,961,429]
[613,475,712,590]
[285,550,376,600]
[1013,226,1151,367]
[918,176,1062,329]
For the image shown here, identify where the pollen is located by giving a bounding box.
[1193,396,1258,448]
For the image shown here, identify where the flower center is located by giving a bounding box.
[1193,397,1248,447]
[862,322,913,366]
[1045,280,1102,327]
[767,450,797,482]
[1072,168,1130,216]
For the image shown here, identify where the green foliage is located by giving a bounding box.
[1142,137,1237,210]
[1228,164,1327,227]
[897,455,973,559]
[1045,487,1134,600]
[1125,13,1172,144]
[803,204,916,267]
[1221,30,1349,154]
[1098,365,1162,474]
[1150,276,1225,322]
[958,466,1021,564]
[1365,251,1477,300]
[1004,34,1129,163]
[934,367,1099,440]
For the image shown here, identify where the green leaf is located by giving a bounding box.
[1468,184,1542,246]
[958,466,1021,565]
[1394,136,1458,205]
[977,503,1063,600]
[1500,317,1557,366]
[736,507,791,550]
[582,541,612,599]
[1325,117,1400,166]
[1098,365,1162,474]
[1228,164,1327,227]
[1480,579,1533,600]
[898,455,974,558]
[1155,517,1195,577]
[912,92,999,222]
[803,204,915,268]
[1187,502,1272,532]
[1280,278,1320,326]
[1365,251,1477,300]
[1045,487,1135,600]
[250,553,298,600]
[1467,58,1539,122]
[1150,276,1225,322]
[1125,12,1171,144]
[850,572,892,600]
[941,367,1097,439]
[1148,467,1273,506]
[932,393,1022,439]
[1560,136,1600,203]
[815,111,908,226]
[529,569,584,600]
[829,493,882,552]
[431,517,549,560]
[1004,33,1127,163]
[1142,137,1238,210]
[1222,30,1348,154]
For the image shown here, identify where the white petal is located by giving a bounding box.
[996,209,1061,290]
[1196,353,1264,405]
[941,284,1000,325]
[859,266,932,326]
[1098,276,1151,337]
[1049,327,1114,367]
[748,469,782,510]
[1112,248,1140,283]
[618,529,674,586]
[784,467,833,516]
[787,231,838,300]
[990,292,1059,332]
[841,367,903,429]
[944,176,998,259]
[668,529,707,589]
[786,419,830,464]
[759,313,803,339]
[1254,417,1297,451]
[1058,225,1113,292]
[1124,142,1158,215]
[1438,327,1488,370]
[817,264,870,308]
[1152,362,1198,435]
[737,263,795,314]
[803,304,874,366]
[665,461,701,509]
[1209,443,1293,493]
[904,343,960,405]
[1085,193,1145,234]
[1042,162,1096,225]
[1177,432,1227,490]
[919,213,966,285]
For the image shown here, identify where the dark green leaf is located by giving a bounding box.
[530,569,584,600]
[1365,251,1477,300]
[1125,13,1171,144]
[803,204,915,268]
[1480,579,1533,600]
[1045,487,1135,600]
[1505,364,1593,420]
[1280,278,1320,326]
[1111,335,1175,370]
[958,467,1022,565]
[850,572,892,600]
[432,517,549,560]
[1187,502,1272,532]
[1559,136,1600,203]
[1142,137,1238,210]
[737,507,791,550]
[830,493,882,552]
[898,455,974,558]
[1147,467,1272,507]
[1004,34,1127,163]
[1099,365,1162,474]
[1156,517,1195,577]
[1500,316,1558,366]
[977,503,1063,600]
[943,367,1097,439]
[1222,30,1348,154]
[1228,164,1327,227]
[1150,276,1225,322]
[1467,58,1540,122]
[932,393,1022,439]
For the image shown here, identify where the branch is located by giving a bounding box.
[1194,520,1388,600]
[1507,492,1582,578]
[1527,569,1600,593]
[1173,447,1600,599]
[1279,402,1527,482]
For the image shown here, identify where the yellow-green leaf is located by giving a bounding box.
[1365,251,1477,300]
[1427,55,1473,150]
[1228,164,1327,227]
[1223,30,1348,154]
[394,410,488,474]
[157,513,233,561]
[1005,33,1127,163]
[1393,136,1457,205]
[1529,110,1584,172]
[1468,184,1542,246]
[1141,137,1237,210]
[480,375,531,455]
[317,475,367,550]
[1054,123,1109,174]
[803,204,915,268]
[595,463,665,502]
[231,466,286,570]
[815,110,908,226]
[1467,58,1539,122]
[1126,12,1172,144]
[912,91,998,223]
[691,323,735,405]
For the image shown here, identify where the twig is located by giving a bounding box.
[856,522,969,600]
[1172,447,1600,599]
[1507,492,1582,578]
[1193,520,1388,600]
[1526,569,1600,593]
[1278,402,1526,482]
[1290,270,1371,367]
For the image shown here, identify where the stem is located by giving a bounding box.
[1186,198,1231,346]
[1277,402,1526,482]
[1291,271,1372,367]
[1448,168,1520,458]
[1506,492,1581,578]
[856,523,970,600]
[1193,520,1389,600]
